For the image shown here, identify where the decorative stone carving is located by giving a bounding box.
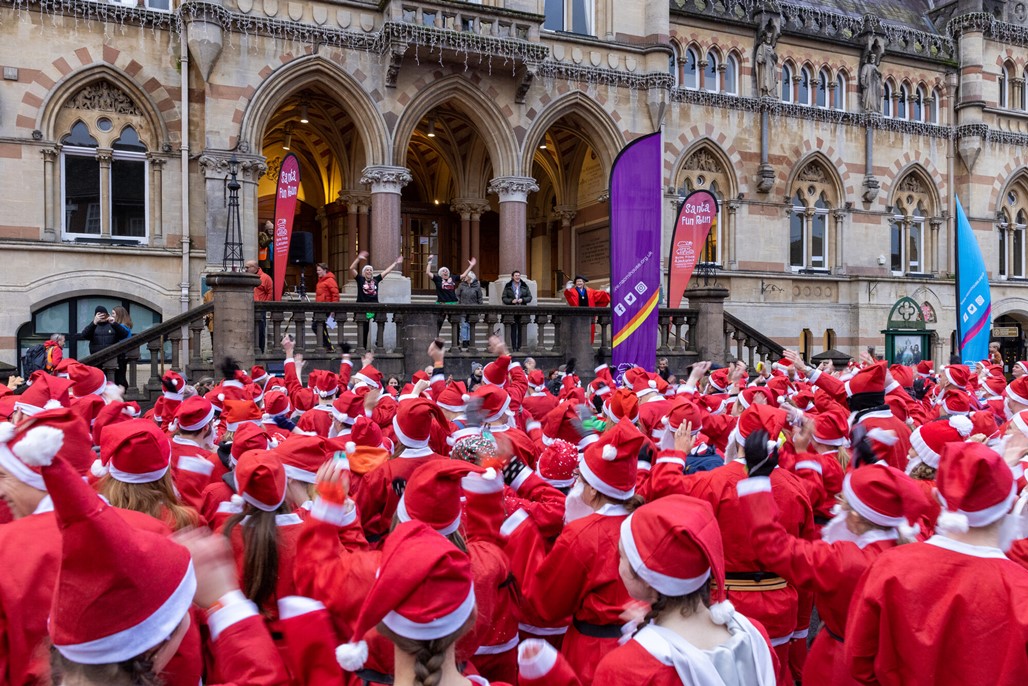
[897,174,927,195]
[265,155,282,180]
[682,149,723,173]
[515,62,537,104]
[384,47,404,88]
[64,82,142,115]
[339,191,371,209]
[753,9,782,98]
[553,206,577,225]
[488,176,539,203]
[360,165,412,193]
[862,175,881,203]
[198,153,267,181]
[798,161,829,183]
[858,19,887,114]
[756,164,776,194]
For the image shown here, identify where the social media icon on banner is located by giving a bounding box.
[634,282,647,295]
[614,303,626,316]
[624,292,637,306]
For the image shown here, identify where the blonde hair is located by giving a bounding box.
[112,306,132,329]
[377,609,476,686]
[99,472,200,531]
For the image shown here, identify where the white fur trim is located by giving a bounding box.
[12,426,64,467]
[461,469,504,494]
[283,464,317,484]
[109,463,169,485]
[0,423,15,444]
[311,498,358,527]
[866,427,899,446]
[517,640,559,679]
[500,508,531,538]
[579,456,635,500]
[336,640,369,671]
[621,514,710,596]
[277,596,326,620]
[382,587,475,640]
[948,415,974,437]
[936,510,969,534]
[176,455,215,476]
[90,459,109,478]
[843,473,905,527]
[736,476,772,497]
[794,460,823,474]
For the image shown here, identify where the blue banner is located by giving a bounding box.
[610,132,663,372]
[954,196,991,363]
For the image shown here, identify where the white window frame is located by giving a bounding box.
[781,64,794,103]
[883,83,893,117]
[897,85,909,120]
[789,196,830,271]
[109,147,150,241]
[543,0,593,35]
[930,88,940,123]
[724,54,739,95]
[835,73,846,111]
[703,51,720,93]
[1000,65,1010,108]
[682,47,699,90]
[61,145,103,239]
[809,198,829,269]
[144,0,173,10]
[891,212,925,275]
[816,69,830,108]
[799,67,813,106]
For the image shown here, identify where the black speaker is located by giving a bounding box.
[288,232,314,265]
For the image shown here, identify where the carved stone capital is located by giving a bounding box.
[360,165,412,194]
[488,176,539,203]
[451,198,489,219]
[198,151,266,181]
[727,200,742,213]
[339,190,371,210]
[929,218,944,230]
[146,153,167,169]
[861,175,880,203]
[756,164,775,194]
[41,148,58,162]
[832,209,847,221]
[96,148,113,164]
[553,205,577,224]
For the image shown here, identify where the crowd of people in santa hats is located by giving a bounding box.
[0,332,1027,686]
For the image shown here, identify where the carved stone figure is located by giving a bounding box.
[754,20,780,98]
[860,38,885,113]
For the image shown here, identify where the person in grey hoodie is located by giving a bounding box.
[456,271,483,348]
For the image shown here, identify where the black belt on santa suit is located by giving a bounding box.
[573,618,624,639]
[357,661,468,685]
[717,571,789,592]
[824,626,845,643]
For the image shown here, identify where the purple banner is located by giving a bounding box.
[610,132,662,372]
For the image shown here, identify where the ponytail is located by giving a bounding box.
[223,505,283,611]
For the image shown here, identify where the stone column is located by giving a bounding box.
[338,192,368,299]
[469,201,489,263]
[451,200,474,265]
[198,152,267,265]
[148,154,166,245]
[360,166,411,267]
[684,286,729,363]
[930,217,943,275]
[488,176,539,275]
[206,271,260,369]
[554,205,577,281]
[97,149,113,238]
[42,147,58,242]
[832,209,846,274]
[727,200,741,269]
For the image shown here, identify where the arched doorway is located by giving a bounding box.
[992,313,1028,373]
[526,112,614,295]
[256,86,370,296]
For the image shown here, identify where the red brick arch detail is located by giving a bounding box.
[880,153,947,200]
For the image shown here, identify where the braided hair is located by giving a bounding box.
[51,645,162,686]
[632,581,712,636]
[378,611,476,686]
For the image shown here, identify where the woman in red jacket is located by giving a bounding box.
[314,262,340,349]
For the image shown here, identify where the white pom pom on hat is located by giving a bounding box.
[948,414,974,438]
[12,426,65,467]
[345,441,357,455]
[230,494,244,508]
[936,510,969,534]
[709,599,735,625]
[336,640,369,671]
[602,444,617,461]
[90,459,109,479]
[0,422,15,444]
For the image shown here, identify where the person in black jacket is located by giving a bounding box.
[501,270,532,352]
[80,306,129,356]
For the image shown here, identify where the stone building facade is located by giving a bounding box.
[3,0,1028,369]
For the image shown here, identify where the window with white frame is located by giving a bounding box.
[897,85,909,119]
[675,147,730,266]
[703,51,719,92]
[682,47,699,90]
[61,120,148,241]
[914,86,926,122]
[543,0,592,35]
[891,203,927,274]
[883,82,893,117]
[998,188,1028,278]
[930,88,940,123]
[835,73,846,110]
[816,68,830,108]
[669,44,679,86]
[724,54,738,94]
[798,67,812,106]
[790,191,830,269]
[1000,64,1010,108]
[781,64,794,102]
[144,0,171,10]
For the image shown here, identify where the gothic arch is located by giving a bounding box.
[786,153,845,207]
[889,163,941,215]
[671,140,739,200]
[521,92,626,179]
[240,55,388,167]
[393,75,518,178]
[38,64,169,147]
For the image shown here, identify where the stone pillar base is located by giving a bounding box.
[684,286,729,364]
[490,278,539,348]
[377,273,411,349]
[206,271,260,370]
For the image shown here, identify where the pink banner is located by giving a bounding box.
[272,154,300,300]
[667,190,718,309]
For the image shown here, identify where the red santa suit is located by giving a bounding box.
[845,442,1028,686]
[563,282,611,343]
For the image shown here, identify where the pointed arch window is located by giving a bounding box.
[790,161,838,271]
[914,86,926,122]
[1014,209,1027,277]
[930,88,940,123]
[724,54,738,95]
[703,51,720,92]
[669,44,680,86]
[781,64,793,102]
[1000,64,1010,108]
[835,73,846,110]
[682,48,699,90]
[883,82,893,117]
[675,148,730,266]
[798,67,812,106]
[897,85,909,120]
[816,68,830,108]
[999,207,1010,278]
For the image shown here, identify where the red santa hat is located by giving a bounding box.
[842,463,922,535]
[335,521,475,671]
[392,398,448,450]
[536,439,578,489]
[203,389,225,414]
[1006,376,1028,407]
[916,360,933,378]
[541,402,597,450]
[274,435,327,484]
[1016,361,1028,376]
[173,396,216,432]
[472,385,513,424]
[349,416,386,450]
[888,364,914,389]
[981,374,1006,398]
[53,358,75,378]
[942,364,970,389]
[90,400,139,447]
[234,449,287,512]
[352,365,383,390]
[588,377,612,399]
[738,386,775,410]
[812,410,849,447]
[13,372,72,416]
[935,441,1017,534]
[250,365,270,384]
[620,495,734,623]
[161,370,185,400]
[787,389,815,411]
[313,370,340,398]
[70,395,107,429]
[222,399,263,432]
[844,362,886,397]
[527,370,548,392]
[604,387,639,424]
[229,422,270,462]
[579,420,646,500]
[68,363,108,398]
[0,407,94,489]
[100,419,171,484]
[19,432,195,665]
[765,376,794,405]
[699,393,732,416]
[558,380,586,405]
[731,405,789,448]
[397,460,493,534]
[663,400,705,435]
[482,356,512,387]
[331,391,365,426]
[970,411,999,441]
[907,415,973,473]
[436,382,468,414]
[262,390,291,418]
[707,368,731,393]
[941,388,972,416]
